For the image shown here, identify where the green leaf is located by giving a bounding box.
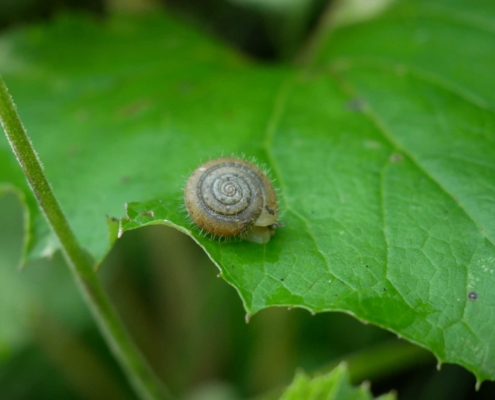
[1,0,494,384]
[280,364,395,400]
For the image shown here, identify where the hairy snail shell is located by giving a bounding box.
[184,158,280,243]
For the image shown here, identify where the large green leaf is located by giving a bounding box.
[1,0,494,384]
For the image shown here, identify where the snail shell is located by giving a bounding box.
[184,157,280,243]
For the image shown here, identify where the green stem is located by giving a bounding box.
[0,76,172,400]
[322,338,434,384]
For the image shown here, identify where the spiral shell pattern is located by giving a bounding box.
[185,158,278,238]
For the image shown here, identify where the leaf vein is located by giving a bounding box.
[329,57,495,115]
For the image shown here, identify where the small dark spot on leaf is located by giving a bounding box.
[177,81,194,93]
[311,211,315,214]
[231,265,235,268]
[121,176,130,184]
[390,153,403,163]
[301,70,317,81]
[345,98,366,112]
[468,291,478,300]
[383,288,387,291]
[365,265,369,268]
[280,278,284,281]
[68,144,81,156]
[117,99,151,118]
[396,64,407,76]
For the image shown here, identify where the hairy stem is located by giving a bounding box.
[0,76,172,400]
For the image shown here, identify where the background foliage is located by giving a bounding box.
[1,0,495,399]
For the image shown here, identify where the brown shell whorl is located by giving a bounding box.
[184,158,279,239]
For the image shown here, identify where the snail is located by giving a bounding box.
[184,157,281,243]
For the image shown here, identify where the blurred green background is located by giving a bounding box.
[1,0,495,399]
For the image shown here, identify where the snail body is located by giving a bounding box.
[184,157,280,243]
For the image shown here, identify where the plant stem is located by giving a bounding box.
[322,338,435,384]
[0,76,172,400]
